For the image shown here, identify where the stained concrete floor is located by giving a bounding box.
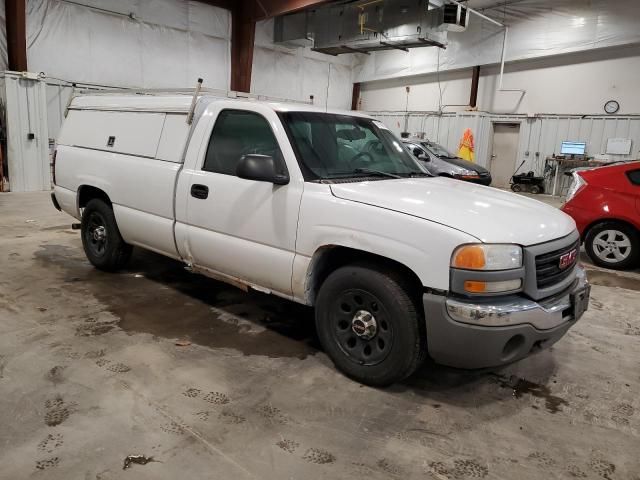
[0,191,639,480]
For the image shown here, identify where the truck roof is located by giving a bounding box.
[68,93,372,119]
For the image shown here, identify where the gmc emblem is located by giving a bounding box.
[559,249,577,269]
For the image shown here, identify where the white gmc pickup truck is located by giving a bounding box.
[52,92,590,386]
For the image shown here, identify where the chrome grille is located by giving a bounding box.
[535,239,580,289]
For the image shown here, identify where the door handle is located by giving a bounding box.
[190,184,209,199]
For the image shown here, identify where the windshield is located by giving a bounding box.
[421,141,457,159]
[279,112,425,180]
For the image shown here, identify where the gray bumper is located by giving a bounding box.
[423,266,589,369]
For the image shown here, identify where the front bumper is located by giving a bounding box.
[423,266,589,369]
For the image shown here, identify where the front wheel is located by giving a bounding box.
[81,199,133,271]
[315,263,426,386]
[585,222,639,270]
[510,183,522,192]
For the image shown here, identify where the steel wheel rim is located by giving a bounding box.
[593,229,631,263]
[331,289,393,366]
[85,212,108,257]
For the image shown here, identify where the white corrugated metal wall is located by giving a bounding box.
[3,73,50,192]
[369,110,640,194]
[370,112,640,164]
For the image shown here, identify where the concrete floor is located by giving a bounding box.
[0,191,638,480]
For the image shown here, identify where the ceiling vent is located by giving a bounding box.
[274,0,458,55]
[442,3,469,32]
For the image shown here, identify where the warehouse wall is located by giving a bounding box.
[26,0,231,89]
[360,44,640,115]
[251,19,354,110]
[22,1,354,107]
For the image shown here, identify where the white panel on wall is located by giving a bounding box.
[141,23,189,87]
[89,12,145,86]
[302,57,329,107]
[187,32,229,90]
[251,46,301,101]
[187,1,230,38]
[138,0,188,31]
[251,19,354,110]
[26,0,231,89]
[327,63,352,110]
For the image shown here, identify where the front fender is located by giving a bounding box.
[293,184,477,302]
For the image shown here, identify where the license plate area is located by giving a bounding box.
[570,284,591,321]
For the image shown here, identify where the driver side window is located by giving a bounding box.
[203,109,283,175]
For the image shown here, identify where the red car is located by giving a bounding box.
[561,161,640,270]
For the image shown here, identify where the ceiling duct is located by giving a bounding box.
[274,0,460,56]
[273,11,314,48]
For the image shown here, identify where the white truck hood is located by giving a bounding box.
[330,177,576,245]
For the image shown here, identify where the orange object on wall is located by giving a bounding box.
[458,128,475,162]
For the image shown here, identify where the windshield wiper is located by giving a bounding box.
[352,168,402,179]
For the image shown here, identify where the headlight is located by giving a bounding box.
[452,244,523,271]
[454,168,480,179]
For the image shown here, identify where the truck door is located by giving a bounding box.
[177,104,303,297]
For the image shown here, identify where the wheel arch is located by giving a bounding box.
[304,245,424,307]
[581,217,640,241]
[77,185,112,210]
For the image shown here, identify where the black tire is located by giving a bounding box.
[315,263,426,386]
[510,184,522,192]
[529,185,542,194]
[584,221,639,270]
[81,199,133,271]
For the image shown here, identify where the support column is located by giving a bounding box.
[5,0,28,71]
[230,6,256,93]
[351,82,361,110]
[469,65,480,108]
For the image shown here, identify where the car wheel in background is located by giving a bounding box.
[584,221,639,270]
[315,263,426,386]
[81,199,133,271]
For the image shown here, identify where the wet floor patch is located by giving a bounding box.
[584,268,640,291]
[123,454,156,470]
[493,374,568,414]
[35,245,319,359]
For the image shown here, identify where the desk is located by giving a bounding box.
[546,157,603,196]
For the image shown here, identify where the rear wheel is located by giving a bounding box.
[81,199,132,271]
[529,184,542,194]
[585,221,639,270]
[315,263,426,386]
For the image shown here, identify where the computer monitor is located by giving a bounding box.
[560,141,586,156]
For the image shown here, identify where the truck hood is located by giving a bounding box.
[330,177,576,245]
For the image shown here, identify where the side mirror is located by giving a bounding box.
[236,154,289,185]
